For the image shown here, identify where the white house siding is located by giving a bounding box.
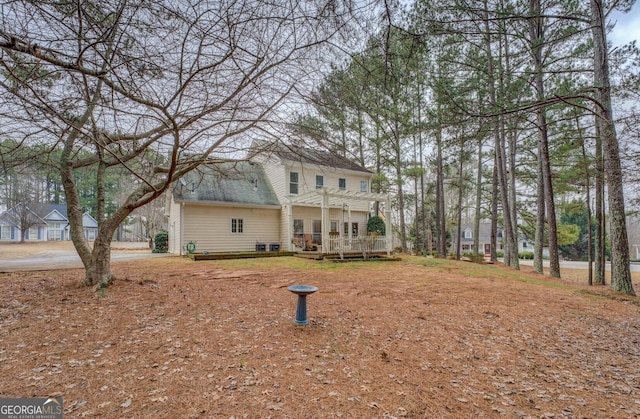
[284,162,372,212]
[167,198,183,254]
[260,160,287,203]
[281,205,291,250]
[182,205,281,253]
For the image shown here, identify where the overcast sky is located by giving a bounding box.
[610,4,640,46]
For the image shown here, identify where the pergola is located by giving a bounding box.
[285,187,392,254]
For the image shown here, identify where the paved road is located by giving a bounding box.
[0,249,170,272]
[518,259,640,272]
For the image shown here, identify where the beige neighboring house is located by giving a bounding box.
[166,140,392,255]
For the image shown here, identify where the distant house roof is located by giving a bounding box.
[459,223,503,243]
[37,203,69,220]
[173,161,280,207]
[0,203,98,229]
[250,139,372,174]
[83,213,99,228]
[0,204,46,226]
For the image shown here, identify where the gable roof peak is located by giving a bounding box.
[250,139,372,174]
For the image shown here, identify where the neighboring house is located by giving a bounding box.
[456,222,535,256]
[456,223,503,256]
[0,203,98,241]
[166,141,392,255]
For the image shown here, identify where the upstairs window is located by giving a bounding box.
[463,229,473,239]
[289,171,299,194]
[360,180,368,193]
[316,175,324,189]
[338,178,346,190]
[231,218,244,233]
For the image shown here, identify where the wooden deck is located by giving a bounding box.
[187,250,400,262]
[188,251,296,261]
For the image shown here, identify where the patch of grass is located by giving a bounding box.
[212,256,370,272]
[404,256,575,290]
[213,256,322,271]
[575,289,640,306]
[514,276,574,290]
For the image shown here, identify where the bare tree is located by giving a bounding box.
[0,0,356,288]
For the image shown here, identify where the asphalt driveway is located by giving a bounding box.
[0,243,171,272]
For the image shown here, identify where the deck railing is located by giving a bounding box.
[324,235,388,256]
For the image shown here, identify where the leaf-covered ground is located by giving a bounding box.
[1,251,639,418]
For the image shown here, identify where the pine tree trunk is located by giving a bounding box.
[490,157,498,263]
[456,146,464,260]
[483,1,518,269]
[577,117,594,286]
[594,117,606,285]
[435,123,447,257]
[473,140,482,256]
[529,0,560,277]
[534,153,545,274]
[592,0,634,295]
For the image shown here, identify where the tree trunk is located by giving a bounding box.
[594,116,605,285]
[490,155,498,263]
[394,128,408,253]
[483,2,518,269]
[456,142,464,260]
[501,26,519,265]
[577,117,593,285]
[534,150,545,274]
[592,0,634,295]
[496,130,519,269]
[529,0,560,277]
[86,233,115,288]
[435,122,447,257]
[418,83,428,255]
[473,139,482,256]
[414,169,420,254]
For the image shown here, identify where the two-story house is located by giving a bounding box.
[166,140,392,255]
[457,222,535,257]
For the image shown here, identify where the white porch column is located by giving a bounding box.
[287,202,293,251]
[321,188,329,251]
[385,196,392,255]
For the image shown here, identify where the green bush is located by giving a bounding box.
[152,231,168,253]
[367,216,385,235]
[519,251,534,260]
[496,251,504,258]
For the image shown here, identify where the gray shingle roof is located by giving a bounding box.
[173,161,280,206]
[251,140,372,173]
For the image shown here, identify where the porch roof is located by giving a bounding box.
[286,187,390,207]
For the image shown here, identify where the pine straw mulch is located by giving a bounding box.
[1,255,639,418]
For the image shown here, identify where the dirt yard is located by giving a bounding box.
[1,247,639,418]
